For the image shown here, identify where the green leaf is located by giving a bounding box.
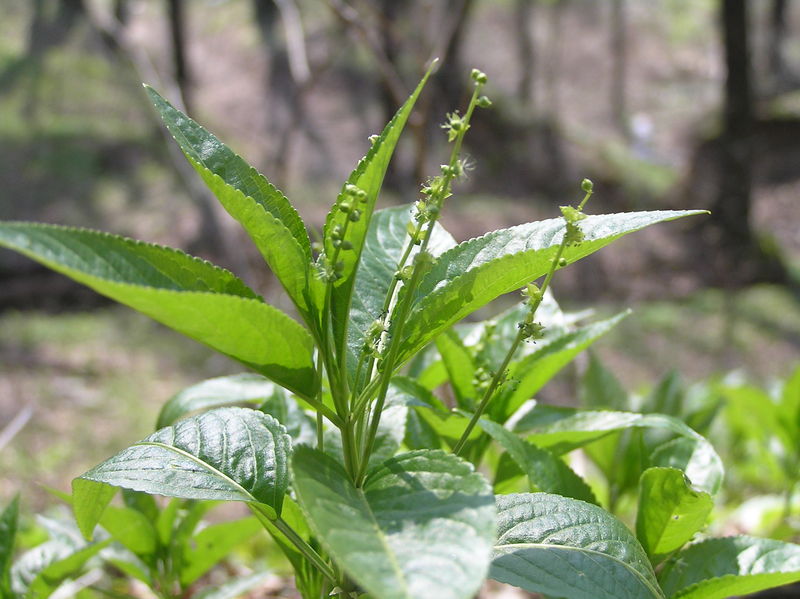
[258,388,316,447]
[348,204,456,381]
[658,536,800,599]
[146,86,315,322]
[73,408,291,538]
[399,210,705,363]
[636,468,712,563]
[389,376,446,450]
[158,373,280,428]
[436,329,477,409]
[0,223,317,397]
[11,538,111,597]
[0,496,19,592]
[650,436,724,500]
[479,420,596,504]
[99,505,158,556]
[581,353,629,410]
[515,409,724,495]
[324,400,407,471]
[326,65,435,363]
[491,493,664,599]
[291,447,495,599]
[489,312,628,422]
[179,517,262,585]
[781,365,800,432]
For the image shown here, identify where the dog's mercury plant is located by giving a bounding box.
[2,64,800,599]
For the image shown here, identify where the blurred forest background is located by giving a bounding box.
[2,0,800,513]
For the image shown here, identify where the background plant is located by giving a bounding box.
[2,65,800,599]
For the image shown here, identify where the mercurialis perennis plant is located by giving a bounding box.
[1,63,799,599]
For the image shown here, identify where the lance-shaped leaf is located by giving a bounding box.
[11,537,112,597]
[488,312,628,422]
[636,468,713,564]
[399,210,705,362]
[146,86,316,322]
[348,204,456,381]
[492,493,664,599]
[72,408,291,538]
[0,496,19,593]
[179,516,262,585]
[291,447,495,599]
[480,421,596,504]
[436,330,477,410]
[514,409,724,495]
[658,536,800,599]
[326,66,435,361]
[158,373,282,428]
[0,223,317,397]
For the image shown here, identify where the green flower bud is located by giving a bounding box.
[348,209,361,222]
[471,68,488,85]
[581,178,594,193]
[331,224,344,240]
[476,95,492,108]
[558,257,568,267]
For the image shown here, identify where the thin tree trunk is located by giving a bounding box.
[610,0,628,138]
[768,0,788,84]
[167,0,192,115]
[437,0,476,109]
[515,0,535,108]
[712,0,754,250]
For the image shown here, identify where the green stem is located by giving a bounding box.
[270,516,338,584]
[453,330,524,455]
[452,238,569,456]
[354,85,485,482]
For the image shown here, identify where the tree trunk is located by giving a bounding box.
[610,0,628,138]
[712,0,754,250]
[767,0,788,84]
[515,0,535,108]
[437,0,476,109]
[167,0,192,115]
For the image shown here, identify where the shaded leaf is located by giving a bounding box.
[658,536,800,599]
[291,447,495,599]
[436,330,477,410]
[489,312,628,422]
[0,496,19,593]
[480,420,596,503]
[179,517,262,585]
[348,204,456,381]
[514,409,724,495]
[158,373,280,428]
[491,493,664,599]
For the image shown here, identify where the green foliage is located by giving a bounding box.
[492,493,664,599]
[3,66,797,599]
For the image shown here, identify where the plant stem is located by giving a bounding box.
[270,515,338,584]
[452,238,569,456]
[355,85,485,483]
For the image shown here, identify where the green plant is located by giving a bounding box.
[2,65,800,599]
